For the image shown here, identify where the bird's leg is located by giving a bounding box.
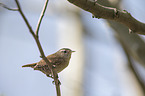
[47,73,61,85]
[46,74,61,85]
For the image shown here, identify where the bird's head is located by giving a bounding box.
[56,48,75,58]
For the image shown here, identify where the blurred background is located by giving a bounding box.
[0,0,145,96]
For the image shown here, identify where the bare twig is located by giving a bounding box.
[67,0,145,35]
[14,0,61,96]
[35,0,49,37]
[0,3,18,11]
[14,0,35,37]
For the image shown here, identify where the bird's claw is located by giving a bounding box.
[52,80,61,85]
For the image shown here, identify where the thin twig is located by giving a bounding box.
[0,3,18,11]
[14,0,35,37]
[35,0,49,37]
[14,0,61,96]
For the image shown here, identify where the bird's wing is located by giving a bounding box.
[50,58,64,65]
[36,53,65,67]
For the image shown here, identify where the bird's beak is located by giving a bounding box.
[72,51,75,53]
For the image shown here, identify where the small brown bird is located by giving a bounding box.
[22,48,75,77]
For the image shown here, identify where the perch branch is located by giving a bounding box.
[14,0,61,96]
[67,0,145,35]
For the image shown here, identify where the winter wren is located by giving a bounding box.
[22,48,75,77]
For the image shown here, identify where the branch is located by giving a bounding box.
[0,3,18,11]
[35,0,49,37]
[14,0,61,96]
[96,0,145,68]
[67,0,145,35]
[98,0,145,92]
[116,35,145,95]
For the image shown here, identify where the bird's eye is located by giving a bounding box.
[60,50,67,53]
[63,50,67,53]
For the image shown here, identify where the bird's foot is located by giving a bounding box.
[52,80,61,85]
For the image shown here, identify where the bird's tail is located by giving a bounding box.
[22,63,37,68]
